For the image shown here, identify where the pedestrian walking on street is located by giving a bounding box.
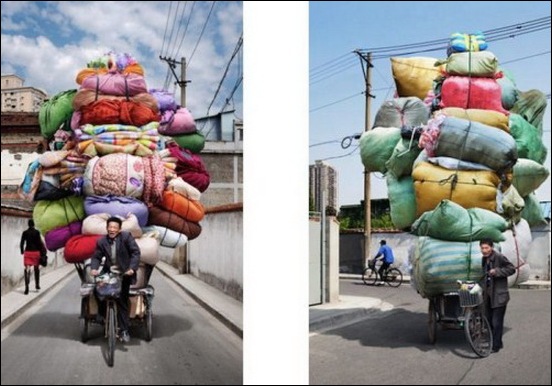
[20,219,45,295]
[479,238,516,353]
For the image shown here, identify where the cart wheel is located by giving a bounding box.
[80,298,89,343]
[362,267,378,286]
[386,268,403,288]
[144,309,153,342]
[465,309,493,358]
[428,300,437,344]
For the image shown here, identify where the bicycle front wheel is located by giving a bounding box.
[385,268,403,288]
[107,305,116,367]
[362,267,378,286]
[465,308,493,358]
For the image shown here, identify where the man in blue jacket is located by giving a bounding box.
[91,217,140,343]
[372,240,394,284]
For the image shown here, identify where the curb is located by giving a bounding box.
[310,306,385,334]
[154,263,243,338]
[1,264,75,329]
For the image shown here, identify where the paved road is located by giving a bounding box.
[1,272,242,385]
[310,279,551,385]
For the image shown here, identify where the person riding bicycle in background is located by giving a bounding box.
[371,240,394,284]
[90,216,140,344]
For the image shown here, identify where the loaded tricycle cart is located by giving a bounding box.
[75,263,155,342]
[427,280,492,357]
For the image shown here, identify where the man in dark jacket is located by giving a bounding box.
[91,217,140,343]
[480,238,515,353]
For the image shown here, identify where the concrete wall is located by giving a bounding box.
[340,227,551,280]
[1,150,39,186]
[527,224,551,280]
[340,231,417,274]
[310,215,340,304]
[187,208,243,301]
[1,214,65,295]
[309,218,322,305]
[326,218,340,303]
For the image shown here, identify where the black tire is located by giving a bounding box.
[80,298,89,343]
[107,305,116,367]
[385,268,403,288]
[465,309,493,358]
[428,300,437,344]
[145,308,153,342]
[362,267,378,286]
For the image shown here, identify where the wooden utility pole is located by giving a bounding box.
[159,56,191,107]
[355,51,375,269]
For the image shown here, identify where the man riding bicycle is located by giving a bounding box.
[371,240,394,284]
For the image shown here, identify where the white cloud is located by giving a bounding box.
[1,1,243,118]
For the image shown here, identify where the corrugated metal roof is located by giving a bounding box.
[540,201,551,220]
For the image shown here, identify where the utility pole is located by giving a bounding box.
[159,56,191,107]
[355,51,375,269]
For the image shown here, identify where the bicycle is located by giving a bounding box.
[428,280,492,357]
[94,266,122,367]
[362,259,403,287]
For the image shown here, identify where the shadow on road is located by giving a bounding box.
[10,312,194,342]
[315,307,488,359]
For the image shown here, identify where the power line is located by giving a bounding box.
[201,33,243,129]
[310,92,362,112]
[310,52,351,72]
[310,17,550,85]
[319,144,360,162]
[310,59,358,85]
[309,87,392,113]
[188,1,217,68]
[501,50,551,65]
[160,1,173,56]
[164,1,184,57]
[310,55,357,78]
[173,1,196,59]
[169,1,189,58]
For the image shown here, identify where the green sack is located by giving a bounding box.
[360,127,401,173]
[373,97,430,129]
[441,51,498,77]
[385,137,421,178]
[499,185,524,223]
[173,132,205,154]
[413,236,483,298]
[387,175,417,230]
[411,200,507,242]
[509,114,547,164]
[33,196,85,234]
[511,89,548,134]
[39,89,77,140]
[496,68,518,110]
[512,159,550,197]
[521,193,547,227]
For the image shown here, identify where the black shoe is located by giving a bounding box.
[24,289,29,295]
[120,330,130,343]
[36,286,41,291]
[491,348,500,353]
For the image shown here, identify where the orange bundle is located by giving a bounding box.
[73,89,158,112]
[79,99,159,127]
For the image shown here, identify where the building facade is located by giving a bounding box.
[1,74,47,113]
[309,160,338,213]
[195,111,243,207]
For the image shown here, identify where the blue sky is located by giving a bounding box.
[310,1,551,206]
[1,1,242,119]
